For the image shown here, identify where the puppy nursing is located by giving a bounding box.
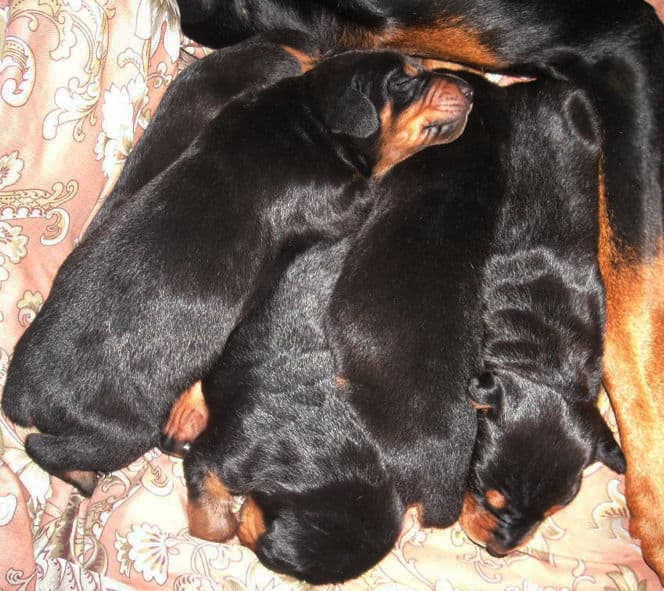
[459,79,626,556]
[1,30,629,586]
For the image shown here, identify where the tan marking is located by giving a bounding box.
[459,493,497,546]
[325,18,506,69]
[188,473,238,542]
[485,489,507,510]
[376,77,471,175]
[469,399,493,411]
[598,160,664,578]
[335,374,349,390]
[280,45,319,74]
[379,20,507,70]
[419,58,536,87]
[237,496,267,551]
[544,504,565,518]
[403,60,422,77]
[460,493,540,555]
[163,382,209,443]
[407,502,425,523]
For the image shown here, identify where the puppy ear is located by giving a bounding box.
[563,88,601,149]
[468,372,503,412]
[594,417,627,474]
[321,84,380,139]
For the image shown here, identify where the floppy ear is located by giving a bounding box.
[321,84,380,139]
[563,88,601,149]
[468,372,503,412]
[594,417,627,474]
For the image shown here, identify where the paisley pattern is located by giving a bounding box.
[0,0,662,588]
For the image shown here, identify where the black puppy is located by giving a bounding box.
[86,29,321,235]
[455,77,627,557]
[1,51,473,497]
[184,241,403,585]
[1,30,321,494]
[324,91,502,530]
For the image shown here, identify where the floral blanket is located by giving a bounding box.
[0,0,662,588]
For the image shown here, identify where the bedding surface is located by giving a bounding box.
[0,0,662,588]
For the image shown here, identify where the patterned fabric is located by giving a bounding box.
[0,0,662,588]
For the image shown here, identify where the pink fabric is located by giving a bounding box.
[647,0,664,21]
[0,0,662,588]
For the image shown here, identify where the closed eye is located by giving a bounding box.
[389,74,414,90]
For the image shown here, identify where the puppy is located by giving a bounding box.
[1,51,473,497]
[456,77,627,557]
[324,86,502,530]
[184,240,403,585]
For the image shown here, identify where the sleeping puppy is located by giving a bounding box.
[86,29,322,234]
[457,77,627,557]
[184,240,403,585]
[1,51,473,497]
[324,85,502,530]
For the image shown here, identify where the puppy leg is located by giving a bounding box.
[25,434,100,496]
[160,382,209,458]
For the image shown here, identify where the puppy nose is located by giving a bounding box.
[433,72,473,101]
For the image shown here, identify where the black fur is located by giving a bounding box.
[191,73,626,581]
[1,49,471,495]
[87,30,322,235]
[185,75,490,582]
[325,88,503,529]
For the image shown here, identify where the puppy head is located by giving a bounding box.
[461,370,626,557]
[238,480,403,584]
[306,50,473,175]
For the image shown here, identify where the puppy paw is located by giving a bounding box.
[160,382,209,458]
[237,496,267,551]
[60,469,100,497]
